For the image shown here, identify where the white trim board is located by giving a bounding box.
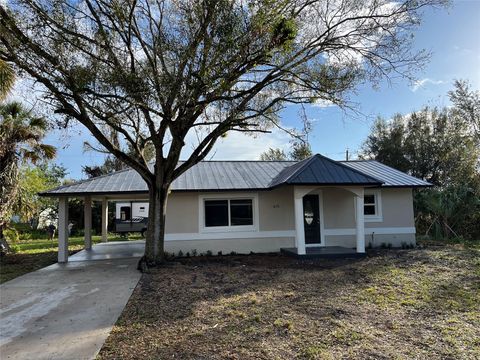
[165,230,296,241]
[324,227,416,236]
[163,227,415,242]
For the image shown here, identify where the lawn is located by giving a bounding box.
[98,246,480,360]
[0,234,141,283]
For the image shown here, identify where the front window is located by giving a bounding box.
[364,194,377,215]
[205,200,229,227]
[363,190,383,222]
[204,198,254,228]
[230,199,253,226]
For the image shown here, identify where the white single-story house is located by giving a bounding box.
[40,154,431,262]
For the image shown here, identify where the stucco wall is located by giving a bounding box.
[160,186,416,253]
[258,187,295,231]
[164,237,295,255]
[165,193,199,233]
[365,188,414,228]
[322,188,355,229]
[325,233,416,248]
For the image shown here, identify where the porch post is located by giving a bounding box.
[84,196,92,250]
[355,188,365,253]
[294,187,306,255]
[58,197,69,263]
[101,197,108,243]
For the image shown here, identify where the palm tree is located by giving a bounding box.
[0,102,56,248]
[0,59,15,101]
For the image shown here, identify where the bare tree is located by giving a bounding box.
[0,0,446,264]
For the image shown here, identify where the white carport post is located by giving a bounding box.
[84,196,92,250]
[58,197,69,263]
[354,188,365,253]
[101,197,108,242]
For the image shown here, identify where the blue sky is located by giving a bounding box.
[39,0,480,179]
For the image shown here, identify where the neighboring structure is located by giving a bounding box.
[40,154,431,262]
[114,201,149,235]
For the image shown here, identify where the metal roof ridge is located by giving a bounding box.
[314,154,384,184]
[268,155,317,187]
[288,154,384,185]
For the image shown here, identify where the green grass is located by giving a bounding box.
[0,234,142,284]
[15,234,142,254]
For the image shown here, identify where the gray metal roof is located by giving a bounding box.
[40,155,431,197]
[341,160,432,187]
[270,154,382,187]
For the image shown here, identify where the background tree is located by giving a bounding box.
[260,105,313,161]
[14,163,67,228]
[0,59,14,100]
[360,81,480,240]
[0,0,446,264]
[260,148,288,161]
[361,114,409,172]
[83,138,156,178]
[0,102,56,243]
[448,79,480,141]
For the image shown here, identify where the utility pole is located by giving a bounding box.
[345,148,349,161]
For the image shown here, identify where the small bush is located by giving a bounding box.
[230,251,237,256]
[217,251,223,256]
[4,228,19,243]
[9,244,20,254]
[206,250,212,257]
[178,250,184,257]
[192,249,197,257]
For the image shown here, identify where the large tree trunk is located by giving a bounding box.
[144,175,170,265]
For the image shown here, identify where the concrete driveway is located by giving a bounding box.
[0,240,144,360]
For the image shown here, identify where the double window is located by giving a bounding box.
[204,198,254,228]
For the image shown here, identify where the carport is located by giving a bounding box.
[39,165,151,263]
[52,194,148,263]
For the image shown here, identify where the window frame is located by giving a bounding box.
[363,189,383,222]
[199,193,258,232]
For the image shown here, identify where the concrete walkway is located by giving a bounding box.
[0,240,145,360]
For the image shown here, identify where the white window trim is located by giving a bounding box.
[199,193,259,233]
[364,189,383,222]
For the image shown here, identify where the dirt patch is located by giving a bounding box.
[98,247,480,359]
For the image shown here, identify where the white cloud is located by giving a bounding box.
[311,99,335,108]
[411,78,445,92]
[181,127,291,161]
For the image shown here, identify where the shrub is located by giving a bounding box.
[178,250,184,257]
[206,250,212,256]
[9,244,20,254]
[4,228,19,243]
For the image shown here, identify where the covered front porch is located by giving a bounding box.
[285,185,368,257]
